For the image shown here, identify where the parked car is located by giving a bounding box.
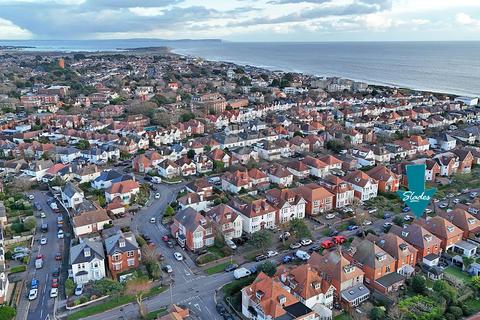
[216,304,226,315]
[40,212,46,218]
[75,284,83,296]
[154,193,160,199]
[162,235,169,242]
[52,267,60,277]
[279,231,291,240]
[308,245,321,253]
[300,239,313,246]
[31,278,39,289]
[40,237,47,245]
[50,287,58,298]
[28,194,35,200]
[332,235,347,245]
[13,253,28,260]
[325,213,336,220]
[404,215,413,221]
[14,246,30,254]
[150,217,156,223]
[173,252,183,261]
[383,222,393,229]
[57,229,64,239]
[255,254,267,262]
[347,225,359,231]
[282,255,293,263]
[51,278,59,288]
[321,240,335,249]
[266,250,278,257]
[55,252,62,261]
[470,192,478,198]
[439,203,448,209]
[224,264,238,272]
[28,289,38,300]
[225,239,237,250]
[383,212,392,219]
[295,250,310,261]
[363,220,372,226]
[289,242,301,249]
[402,207,411,213]
[166,241,174,248]
[453,198,460,204]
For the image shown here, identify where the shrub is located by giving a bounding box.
[136,235,147,248]
[79,296,89,304]
[411,275,427,294]
[0,305,16,320]
[9,265,26,273]
[196,253,216,265]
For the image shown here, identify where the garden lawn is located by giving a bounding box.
[444,266,471,284]
[66,295,134,320]
[205,262,231,275]
[333,312,352,320]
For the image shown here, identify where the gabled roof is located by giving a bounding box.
[415,216,464,240]
[70,238,104,265]
[351,239,395,270]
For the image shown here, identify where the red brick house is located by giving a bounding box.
[293,183,334,216]
[415,216,463,251]
[367,165,400,193]
[171,208,214,251]
[104,230,141,279]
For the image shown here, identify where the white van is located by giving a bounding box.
[233,267,251,279]
[152,176,162,184]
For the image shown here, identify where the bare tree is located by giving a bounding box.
[125,276,151,319]
[388,305,405,320]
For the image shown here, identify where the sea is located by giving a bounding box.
[1,39,479,97]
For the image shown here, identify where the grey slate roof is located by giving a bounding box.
[104,231,139,256]
[70,238,105,265]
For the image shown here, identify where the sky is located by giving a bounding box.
[0,0,480,41]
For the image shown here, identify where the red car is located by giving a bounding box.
[321,240,334,249]
[55,252,62,261]
[162,235,169,242]
[51,278,59,288]
[36,254,44,260]
[332,235,347,245]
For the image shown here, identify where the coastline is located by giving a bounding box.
[169,47,461,99]
[0,42,473,98]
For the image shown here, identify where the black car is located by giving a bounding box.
[308,245,320,253]
[224,264,238,272]
[328,230,339,237]
[223,313,234,320]
[52,267,60,277]
[216,304,226,315]
[255,254,267,262]
[141,234,151,241]
[144,176,153,181]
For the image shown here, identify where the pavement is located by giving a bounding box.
[16,190,65,320]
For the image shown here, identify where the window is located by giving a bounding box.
[127,259,135,267]
[113,262,122,271]
[127,251,134,257]
[113,254,122,261]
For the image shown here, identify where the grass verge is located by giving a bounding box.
[205,262,231,275]
[66,295,134,320]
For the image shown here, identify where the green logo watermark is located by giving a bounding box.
[396,164,436,218]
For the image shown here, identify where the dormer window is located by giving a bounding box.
[256,290,264,300]
[399,243,408,251]
[119,239,126,248]
[84,248,91,257]
[226,214,231,220]
[468,218,476,225]
[376,253,386,261]
[278,295,287,305]
[424,234,432,242]
[312,282,321,290]
[200,218,207,226]
[343,265,355,274]
[402,231,409,237]
[447,226,454,233]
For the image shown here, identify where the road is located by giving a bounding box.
[17,190,65,320]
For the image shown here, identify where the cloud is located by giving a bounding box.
[456,13,480,28]
[0,18,32,39]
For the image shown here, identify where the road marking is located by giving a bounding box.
[194,303,201,311]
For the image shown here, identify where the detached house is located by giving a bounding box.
[391,224,442,266]
[310,251,369,308]
[104,229,141,279]
[275,264,335,319]
[344,170,378,201]
[230,197,277,233]
[366,165,400,193]
[415,216,463,251]
[266,188,306,224]
[294,184,334,216]
[171,208,214,252]
[105,180,140,204]
[61,182,85,209]
[267,164,294,188]
[158,160,181,179]
[242,272,320,320]
[320,175,354,209]
[302,156,328,178]
[346,240,405,294]
[205,204,243,240]
[72,208,112,237]
[375,233,417,277]
[70,238,106,284]
[286,160,310,180]
[132,151,162,173]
